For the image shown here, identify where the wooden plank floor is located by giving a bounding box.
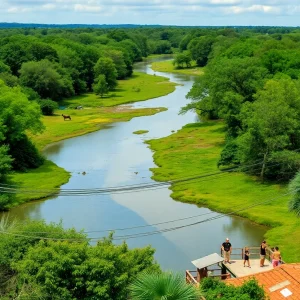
[223,259,273,278]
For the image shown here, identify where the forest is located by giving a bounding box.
[1,25,300,298]
[2,26,300,210]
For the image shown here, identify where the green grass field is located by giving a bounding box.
[8,160,70,206]
[151,60,204,76]
[9,72,173,207]
[61,72,176,108]
[147,121,300,262]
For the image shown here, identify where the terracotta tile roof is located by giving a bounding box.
[226,263,300,300]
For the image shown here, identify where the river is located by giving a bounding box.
[5,57,266,271]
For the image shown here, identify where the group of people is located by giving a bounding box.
[221,238,282,268]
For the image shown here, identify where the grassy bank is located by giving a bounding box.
[147,121,300,262]
[9,72,174,207]
[151,60,204,76]
[8,160,70,205]
[61,72,176,108]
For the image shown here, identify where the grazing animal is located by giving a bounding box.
[62,114,71,121]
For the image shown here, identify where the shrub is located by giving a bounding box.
[38,99,58,116]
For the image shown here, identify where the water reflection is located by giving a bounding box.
[2,57,268,271]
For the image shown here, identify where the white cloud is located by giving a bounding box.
[225,4,281,14]
[0,0,300,25]
[74,4,102,12]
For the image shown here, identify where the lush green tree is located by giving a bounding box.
[148,40,172,55]
[0,217,159,300]
[0,81,44,172]
[0,60,11,73]
[119,39,143,62]
[0,41,29,75]
[19,59,74,100]
[130,271,200,300]
[93,74,108,97]
[184,57,268,135]
[53,44,87,94]
[107,29,130,42]
[27,42,58,62]
[201,277,265,300]
[237,79,300,179]
[102,49,128,79]
[0,72,18,87]
[188,36,215,66]
[288,172,300,217]
[38,99,59,116]
[94,57,118,90]
[173,52,192,68]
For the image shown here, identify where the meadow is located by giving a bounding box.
[151,60,204,76]
[9,72,174,205]
[147,121,300,262]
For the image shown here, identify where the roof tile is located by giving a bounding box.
[226,263,300,300]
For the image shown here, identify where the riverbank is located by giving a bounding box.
[8,72,175,207]
[151,60,204,76]
[147,121,300,262]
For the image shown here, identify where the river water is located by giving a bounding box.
[5,57,266,271]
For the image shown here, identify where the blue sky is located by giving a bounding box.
[1,0,299,26]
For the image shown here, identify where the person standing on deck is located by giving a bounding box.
[272,247,281,268]
[221,238,232,264]
[260,240,267,267]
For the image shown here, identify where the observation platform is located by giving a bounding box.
[223,259,273,277]
[186,246,279,285]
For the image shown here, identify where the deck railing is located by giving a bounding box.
[185,270,199,286]
[185,268,231,285]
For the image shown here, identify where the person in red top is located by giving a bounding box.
[221,238,232,264]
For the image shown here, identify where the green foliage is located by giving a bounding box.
[38,99,59,116]
[94,57,118,90]
[237,79,300,179]
[0,60,11,73]
[173,52,192,68]
[148,40,172,55]
[218,139,240,167]
[201,277,265,300]
[19,59,74,100]
[0,81,44,174]
[130,271,200,300]
[8,134,44,171]
[0,72,18,87]
[288,172,300,217]
[0,145,12,181]
[185,57,268,128]
[103,49,128,79]
[93,74,109,97]
[0,219,159,299]
[188,36,215,66]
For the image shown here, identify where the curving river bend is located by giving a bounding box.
[5,57,266,271]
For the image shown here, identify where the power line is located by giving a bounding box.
[0,190,292,242]
[0,156,292,196]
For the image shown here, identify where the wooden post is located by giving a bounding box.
[197,268,208,282]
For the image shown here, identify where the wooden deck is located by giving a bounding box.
[223,259,273,278]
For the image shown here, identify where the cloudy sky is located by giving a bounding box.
[0,0,299,26]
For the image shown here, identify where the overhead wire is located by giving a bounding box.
[0,154,295,196]
[0,190,292,242]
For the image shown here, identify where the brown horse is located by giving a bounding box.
[62,114,71,121]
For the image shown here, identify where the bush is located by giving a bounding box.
[201,277,265,300]
[38,99,58,116]
[8,135,44,171]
